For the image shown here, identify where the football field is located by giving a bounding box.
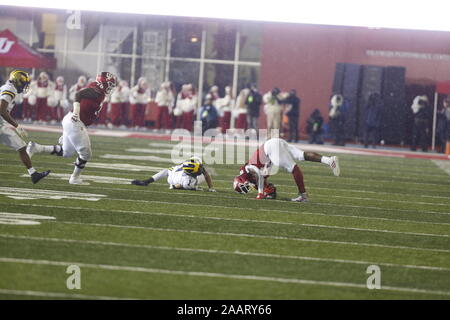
[0,130,449,299]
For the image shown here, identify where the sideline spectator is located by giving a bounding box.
[363,92,383,148]
[174,84,189,130]
[200,94,219,134]
[69,75,87,103]
[306,109,324,144]
[329,93,348,146]
[35,72,54,123]
[281,89,301,142]
[246,84,262,132]
[263,87,282,138]
[109,80,130,127]
[129,77,150,129]
[216,85,234,133]
[436,97,450,153]
[155,81,172,132]
[182,84,197,132]
[410,95,431,152]
[234,88,249,131]
[50,76,68,122]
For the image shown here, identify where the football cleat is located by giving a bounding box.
[131,179,150,186]
[31,170,50,184]
[26,141,43,158]
[330,156,340,177]
[69,175,83,185]
[291,193,308,203]
[256,193,265,200]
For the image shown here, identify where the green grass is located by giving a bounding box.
[0,130,449,299]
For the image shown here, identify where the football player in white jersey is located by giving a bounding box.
[0,70,50,184]
[131,157,216,192]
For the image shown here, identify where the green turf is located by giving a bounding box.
[0,130,449,299]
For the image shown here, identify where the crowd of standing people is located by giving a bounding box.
[9,71,450,152]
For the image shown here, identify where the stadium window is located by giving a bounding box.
[205,23,236,61]
[169,60,200,92]
[170,22,202,59]
[238,23,262,63]
[103,55,133,86]
[136,57,166,92]
[237,65,260,91]
[203,63,234,97]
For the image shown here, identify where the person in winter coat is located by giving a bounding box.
[129,77,151,128]
[155,81,173,131]
[306,109,324,144]
[234,88,249,131]
[216,85,234,133]
[200,94,219,134]
[245,84,262,132]
[435,97,450,153]
[410,95,431,152]
[264,87,282,138]
[328,93,348,146]
[281,89,301,142]
[364,92,383,148]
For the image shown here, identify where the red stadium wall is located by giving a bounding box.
[258,22,450,136]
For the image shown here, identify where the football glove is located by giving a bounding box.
[264,183,277,199]
[15,125,28,139]
[208,188,216,192]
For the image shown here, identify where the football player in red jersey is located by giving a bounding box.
[27,72,117,184]
[233,138,340,202]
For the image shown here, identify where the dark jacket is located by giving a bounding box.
[246,89,262,117]
[307,109,323,133]
[282,94,300,118]
[200,104,218,123]
[365,93,383,128]
[414,101,431,122]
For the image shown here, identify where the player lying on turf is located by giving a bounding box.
[0,70,50,184]
[26,72,117,184]
[131,157,216,192]
[233,138,340,202]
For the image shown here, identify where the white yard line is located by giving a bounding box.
[1,174,449,220]
[8,170,450,212]
[108,196,450,218]
[432,160,450,176]
[0,288,136,300]
[1,234,448,272]
[0,186,105,201]
[0,257,448,297]
[1,178,449,219]
[4,203,449,238]
[52,221,450,253]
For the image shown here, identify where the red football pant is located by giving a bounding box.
[129,103,146,127]
[157,106,170,129]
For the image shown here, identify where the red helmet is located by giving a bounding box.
[233,175,251,194]
[95,72,117,94]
